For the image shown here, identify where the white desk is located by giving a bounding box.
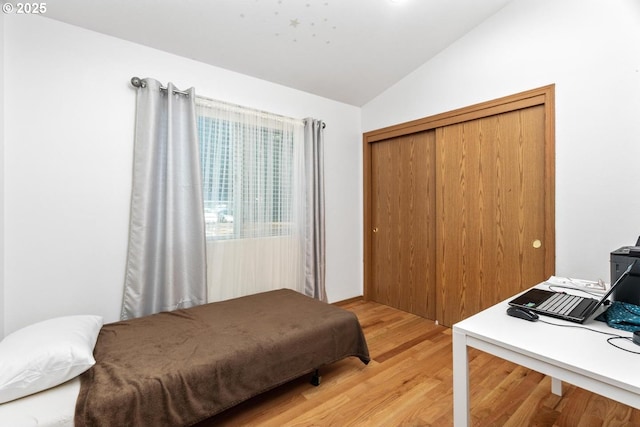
[452,286,640,427]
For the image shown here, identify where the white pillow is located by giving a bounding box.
[0,315,103,404]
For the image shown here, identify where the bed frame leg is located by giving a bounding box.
[310,369,321,386]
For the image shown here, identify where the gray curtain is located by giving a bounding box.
[303,118,327,302]
[121,78,207,320]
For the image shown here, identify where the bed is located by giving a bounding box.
[0,289,370,427]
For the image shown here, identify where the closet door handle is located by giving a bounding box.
[532,239,542,248]
[373,227,379,233]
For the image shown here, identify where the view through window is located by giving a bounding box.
[196,113,299,240]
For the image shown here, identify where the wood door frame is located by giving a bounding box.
[363,85,556,302]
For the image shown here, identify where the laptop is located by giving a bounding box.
[508,260,639,323]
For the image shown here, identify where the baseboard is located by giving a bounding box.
[333,295,364,306]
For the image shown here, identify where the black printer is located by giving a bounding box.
[610,238,640,305]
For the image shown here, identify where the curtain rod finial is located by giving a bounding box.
[131,77,146,88]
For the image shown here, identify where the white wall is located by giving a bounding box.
[3,15,362,335]
[363,0,640,283]
[0,12,6,337]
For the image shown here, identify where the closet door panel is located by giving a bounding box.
[370,131,436,318]
[436,106,547,326]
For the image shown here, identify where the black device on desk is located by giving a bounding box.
[507,261,637,323]
[506,306,539,321]
[610,236,640,305]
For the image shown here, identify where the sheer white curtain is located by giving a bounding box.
[196,98,307,301]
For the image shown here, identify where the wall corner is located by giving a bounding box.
[0,12,6,338]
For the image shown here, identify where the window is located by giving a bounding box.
[196,99,304,240]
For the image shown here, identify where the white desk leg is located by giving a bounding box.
[452,328,470,427]
[551,377,563,396]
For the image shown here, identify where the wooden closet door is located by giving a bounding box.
[369,131,436,318]
[435,105,547,327]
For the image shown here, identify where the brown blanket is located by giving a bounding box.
[75,289,369,427]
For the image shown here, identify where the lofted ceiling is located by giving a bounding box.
[43,0,513,106]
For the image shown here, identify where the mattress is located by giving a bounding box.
[0,377,78,427]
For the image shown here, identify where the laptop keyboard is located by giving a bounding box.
[537,293,583,315]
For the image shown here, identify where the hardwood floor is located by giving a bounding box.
[201,299,640,426]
